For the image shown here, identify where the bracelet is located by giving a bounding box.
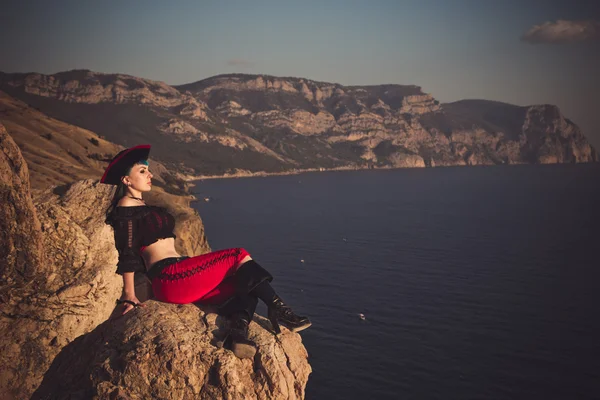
[116,299,140,307]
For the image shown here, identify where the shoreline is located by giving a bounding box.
[183,165,367,182]
[182,161,600,188]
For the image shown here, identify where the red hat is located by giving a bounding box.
[100,144,151,185]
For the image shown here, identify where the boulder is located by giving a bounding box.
[32,302,311,399]
[0,122,45,287]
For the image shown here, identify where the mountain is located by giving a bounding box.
[0,70,596,177]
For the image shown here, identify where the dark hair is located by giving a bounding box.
[105,181,128,226]
[104,159,149,226]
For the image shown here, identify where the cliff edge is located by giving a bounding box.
[0,123,311,399]
[32,302,310,399]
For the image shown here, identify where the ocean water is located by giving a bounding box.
[191,164,600,400]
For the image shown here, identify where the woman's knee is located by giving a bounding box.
[239,254,252,264]
[236,248,252,267]
[237,247,251,259]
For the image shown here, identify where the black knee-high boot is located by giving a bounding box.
[215,262,270,359]
[237,260,311,334]
[233,259,273,293]
[252,280,311,334]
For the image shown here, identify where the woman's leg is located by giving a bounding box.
[188,257,311,335]
[188,268,261,359]
[153,251,310,334]
[152,248,251,304]
[236,260,311,334]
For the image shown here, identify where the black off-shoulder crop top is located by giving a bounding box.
[110,205,177,275]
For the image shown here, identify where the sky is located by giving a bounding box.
[1,0,599,149]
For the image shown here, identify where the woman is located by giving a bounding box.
[101,144,310,359]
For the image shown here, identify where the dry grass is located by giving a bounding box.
[0,90,121,191]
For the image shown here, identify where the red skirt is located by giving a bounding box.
[151,248,250,304]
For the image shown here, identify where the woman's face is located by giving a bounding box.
[123,162,153,192]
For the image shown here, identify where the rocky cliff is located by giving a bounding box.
[32,303,310,400]
[0,70,597,177]
[0,122,46,288]
[0,124,311,399]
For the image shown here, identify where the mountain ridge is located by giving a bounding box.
[0,69,596,176]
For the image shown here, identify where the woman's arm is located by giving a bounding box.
[112,215,147,315]
[122,272,135,296]
[120,272,145,315]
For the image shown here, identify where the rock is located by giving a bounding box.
[399,94,441,114]
[389,152,426,168]
[32,302,311,400]
[251,109,337,136]
[216,100,252,117]
[0,176,124,399]
[0,127,311,399]
[522,105,598,163]
[337,111,385,134]
[177,97,209,121]
[0,122,45,287]
[160,118,202,135]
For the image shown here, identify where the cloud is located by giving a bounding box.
[521,20,600,44]
[226,58,254,67]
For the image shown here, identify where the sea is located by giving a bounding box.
[191,164,600,400]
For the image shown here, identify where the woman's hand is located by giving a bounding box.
[119,293,146,315]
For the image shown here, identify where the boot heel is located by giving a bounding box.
[225,313,257,359]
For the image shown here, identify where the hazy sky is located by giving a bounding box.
[1,0,599,148]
